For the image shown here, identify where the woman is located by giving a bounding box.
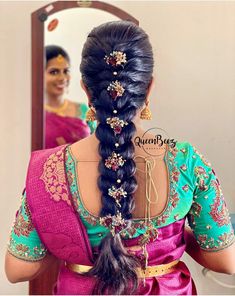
[5,21,235,295]
[45,45,96,148]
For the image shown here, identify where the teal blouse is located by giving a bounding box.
[7,141,235,261]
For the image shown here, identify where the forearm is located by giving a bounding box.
[184,227,235,274]
[5,251,56,283]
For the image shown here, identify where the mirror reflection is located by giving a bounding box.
[44,8,120,148]
[44,45,95,149]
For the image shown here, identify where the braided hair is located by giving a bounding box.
[80,20,154,295]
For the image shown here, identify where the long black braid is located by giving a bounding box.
[80,20,154,295]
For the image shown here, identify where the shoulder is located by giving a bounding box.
[28,145,68,176]
[64,100,87,116]
[173,141,207,159]
[170,141,210,167]
[72,101,88,113]
[31,145,67,159]
[76,102,88,109]
[172,141,213,177]
[169,140,192,161]
[68,101,88,119]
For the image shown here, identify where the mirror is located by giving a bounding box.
[45,8,122,105]
[31,1,138,293]
[31,0,138,152]
[44,9,122,149]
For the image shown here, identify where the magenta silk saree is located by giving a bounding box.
[26,145,197,295]
[45,111,90,149]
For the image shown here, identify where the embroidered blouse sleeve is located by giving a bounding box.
[77,102,96,134]
[7,190,47,261]
[187,144,235,251]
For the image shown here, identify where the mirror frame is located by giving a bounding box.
[31,1,138,294]
[31,0,138,152]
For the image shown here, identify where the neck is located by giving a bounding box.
[88,124,167,159]
[45,94,64,108]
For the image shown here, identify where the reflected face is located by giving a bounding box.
[45,56,71,97]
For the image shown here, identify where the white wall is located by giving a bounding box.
[0,1,234,294]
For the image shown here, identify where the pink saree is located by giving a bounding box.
[45,111,90,149]
[26,145,197,295]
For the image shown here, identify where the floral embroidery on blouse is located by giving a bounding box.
[209,179,230,226]
[187,144,235,251]
[8,191,47,261]
[13,212,34,237]
[24,200,32,220]
[9,239,29,257]
[193,146,212,168]
[8,237,47,261]
[66,165,102,228]
[40,146,71,206]
[196,229,235,251]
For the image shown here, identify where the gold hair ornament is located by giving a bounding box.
[107,80,125,100]
[104,51,127,67]
[106,117,128,135]
[108,186,127,207]
[99,211,128,236]
[105,152,126,171]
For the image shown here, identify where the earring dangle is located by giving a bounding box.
[140,101,152,120]
[86,105,96,122]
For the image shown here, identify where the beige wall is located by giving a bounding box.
[0,1,234,294]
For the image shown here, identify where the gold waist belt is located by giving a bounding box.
[65,259,180,278]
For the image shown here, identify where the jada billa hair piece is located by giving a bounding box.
[139,222,159,246]
[107,80,125,100]
[99,211,127,236]
[105,152,126,171]
[106,117,128,135]
[108,186,127,207]
[104,51,127,67]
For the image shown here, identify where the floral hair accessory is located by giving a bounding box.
[106,117,128,135]
[108,186,127,207]
[107,80,125,100]
[139,222,159,246]
[105,152,126,171]
[99,211,127,236]
[104,51,127,67]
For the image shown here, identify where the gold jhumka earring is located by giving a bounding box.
[86,105,96,121]
[140,101,152,120]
